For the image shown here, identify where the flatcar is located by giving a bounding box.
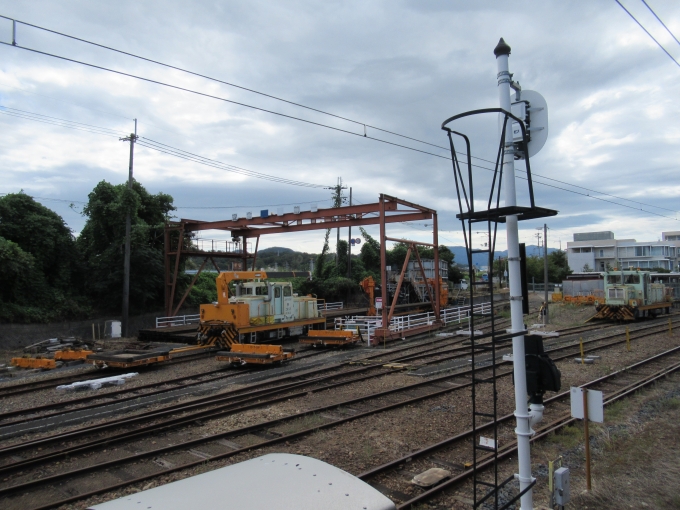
[592,269,673,320]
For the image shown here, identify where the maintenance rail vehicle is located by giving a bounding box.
[87,271,329,368]
[592,269,673,320]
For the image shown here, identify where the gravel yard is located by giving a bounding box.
[2,296,680,510]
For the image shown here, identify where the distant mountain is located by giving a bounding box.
[446,245,558,267]
[258,246,297,254]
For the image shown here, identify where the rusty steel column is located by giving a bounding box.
[168,224,184,317]
[164,224,170,316]
[251,236,260,271]
[242,235,248,271]
[433,211,441,320]
[379,194,388,344]
[387,246,412,324]
[173,257,208,316]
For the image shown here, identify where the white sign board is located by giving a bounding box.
[570,387,604,423]
[375,297,383,310]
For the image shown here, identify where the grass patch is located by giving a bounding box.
[548,424,582,449]
[604,400,626,421]
[666,397,680,411]
[276,413,326,436]
[358,442,376,463]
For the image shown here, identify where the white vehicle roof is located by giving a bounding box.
[88,453,396,510]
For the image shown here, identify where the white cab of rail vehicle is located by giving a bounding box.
[87,453,396,510]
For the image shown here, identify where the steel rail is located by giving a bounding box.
[0,315,671,468]
[0,345,338,424]
[392,352,680,508]
[0,320,674,506]
[6,332,678,510]
[0,327,474,434]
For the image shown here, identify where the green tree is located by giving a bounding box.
[0,192,81,292]
[77,180,175,313]
[358,228,381,278]
[0,193,89,322]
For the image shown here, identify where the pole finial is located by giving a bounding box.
[494,37,511,57]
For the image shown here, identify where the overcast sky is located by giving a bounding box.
[0,0,679,256]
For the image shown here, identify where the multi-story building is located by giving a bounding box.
[567,231,680,273]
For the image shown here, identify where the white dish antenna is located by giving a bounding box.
[511,89,548,159]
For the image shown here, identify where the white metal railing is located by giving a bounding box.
[155,314,201,328]
[334,301,492,345]
[318,302,344,311]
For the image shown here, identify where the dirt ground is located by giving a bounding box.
[4,295,680,509]
[532,372,680,509]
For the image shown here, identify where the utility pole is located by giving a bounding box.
[495,38,539,510]
[121,119,138,338]
[543,223,549,325]
[347,187,352,278]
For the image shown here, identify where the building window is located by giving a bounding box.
[599,249,604,257]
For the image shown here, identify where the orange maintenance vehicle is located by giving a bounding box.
[87,271,325,368]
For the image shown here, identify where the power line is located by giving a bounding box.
[1,47,677,220]
[0,106,123,138]
[136,138,328,188]
[2,83,133,120]
[0,105,330,188]
[5,103,675,219]
[0,15,456,155]
[176,199,332,210]
[0,106,122,134]
[0,192,332,211]
[2,27,676,216]
[614,0,680,69]
[641,0,680,48]
[0,192,86,204]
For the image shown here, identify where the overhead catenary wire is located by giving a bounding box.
[1,25,677,216]
[4,15,676,216]
[1,27,677,220]
[614,0,680,69]
[4,104,675,220]
[642,0,680,48]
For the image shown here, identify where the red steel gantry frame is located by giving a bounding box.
[164,194,441,337]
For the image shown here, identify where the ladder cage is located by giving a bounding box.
[441,108,555,509]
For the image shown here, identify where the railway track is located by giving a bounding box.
[0,317,675,509]
[1,309,672,429]
[0,312,635,428]
[368,346,680,508]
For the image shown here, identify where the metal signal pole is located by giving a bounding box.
[121,119,137,338]
[543,223,549,325]
[495,39,539,510]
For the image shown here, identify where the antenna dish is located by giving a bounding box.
[511,89,548,159]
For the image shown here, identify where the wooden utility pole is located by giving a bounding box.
[121,119,137,338]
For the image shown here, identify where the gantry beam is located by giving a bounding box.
[164,194,439,324]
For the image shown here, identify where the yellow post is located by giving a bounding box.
[626,326,631,352]
[580,337,584,364]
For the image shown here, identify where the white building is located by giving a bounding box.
[567,231,680,273]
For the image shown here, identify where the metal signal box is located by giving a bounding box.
[554,466,570,506]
